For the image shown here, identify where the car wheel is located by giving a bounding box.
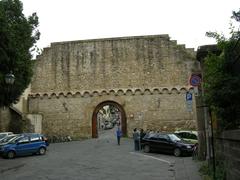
[7,151,15,159]
[174,148,181,157]
[144,145,150,153]
[39,147,46,155]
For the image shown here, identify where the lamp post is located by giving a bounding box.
[5,71,15,105]
[5,72,15,85]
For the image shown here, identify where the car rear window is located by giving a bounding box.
[30,134,41,142]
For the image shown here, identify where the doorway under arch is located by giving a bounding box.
[92,101,127,138]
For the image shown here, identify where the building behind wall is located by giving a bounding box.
[28,34,200,138]
[0,86,35,133]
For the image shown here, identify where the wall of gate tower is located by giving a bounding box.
[28,89,197,138]
[31,35,197,94]
[29,35,200,138]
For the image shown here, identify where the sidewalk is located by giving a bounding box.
[174,157,203,180]
[100,128,203,180]
[0,128,204,180]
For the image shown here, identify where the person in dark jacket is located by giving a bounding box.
[116,127,122,145]
[139,129,146,149]
[133,128,140,151]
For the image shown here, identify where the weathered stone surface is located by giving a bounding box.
[0,107,11,132]
[216,130,240,180]
[29,35,199,138]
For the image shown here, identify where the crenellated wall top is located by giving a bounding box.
[29,86,194,98]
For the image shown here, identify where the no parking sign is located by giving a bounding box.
[189,74,202,87]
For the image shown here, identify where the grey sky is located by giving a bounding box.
[21,0,240,51]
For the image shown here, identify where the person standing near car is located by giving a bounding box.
[116,126,122,145]
[133,128,140,151]
[139,129,146,150]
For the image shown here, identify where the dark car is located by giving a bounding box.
[141,133,194,157]
[0,133,49,159]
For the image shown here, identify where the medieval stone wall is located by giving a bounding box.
[0,107,11,132]
[29,35,199,138]
[216,130,240,180]
[29,88,197,138]
[31,35,197,94]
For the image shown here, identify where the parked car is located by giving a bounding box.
[0,133,49,159]
[0,132,13,141]
[0,134,22,145]
[141,133,194,157]
[174,130,198,144]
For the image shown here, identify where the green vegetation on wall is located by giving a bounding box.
[204,9,240,131]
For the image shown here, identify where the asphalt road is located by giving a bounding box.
[0,128,202,180]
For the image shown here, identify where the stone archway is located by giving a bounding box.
[92,101,127,138]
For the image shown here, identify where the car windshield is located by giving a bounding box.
[8,136,22,144]
[0,134,6,139]
[0,135,15,143]
[168,134,182,142]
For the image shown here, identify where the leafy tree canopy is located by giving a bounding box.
[204,9,240,130]
[0,0,40,107]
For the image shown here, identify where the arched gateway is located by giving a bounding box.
[92,101,126,138]
[28,34,200,139]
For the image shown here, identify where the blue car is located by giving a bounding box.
[0,133,49,159]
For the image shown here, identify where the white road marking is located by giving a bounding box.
[130,152,172,164]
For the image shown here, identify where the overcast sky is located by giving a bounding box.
[21,0,240,52]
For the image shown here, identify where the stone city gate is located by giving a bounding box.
[28,34,200,139]
[92,100,127,138]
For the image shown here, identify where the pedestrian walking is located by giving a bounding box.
[116,127,122,145]
[133,128,140,151]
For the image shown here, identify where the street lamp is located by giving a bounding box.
[4,71,15,105]
[5,71,15,85]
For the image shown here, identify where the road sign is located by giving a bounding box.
[189,74,201,86]
[186,92,193,112]
[193,86,199,96]
[186,101,193,112]
[186,92,192,101]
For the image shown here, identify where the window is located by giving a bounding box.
[168,134,181,142]
[30,136,40,142]
[18,137,29,144]
[157,134,169,141]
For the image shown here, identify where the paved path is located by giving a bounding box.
[0,128,202,180]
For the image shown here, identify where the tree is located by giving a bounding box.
[0,0,40,107]
[204,9,240,131]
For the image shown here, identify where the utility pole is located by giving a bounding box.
[196,45,221,161]
[195,95,207,160]
[191,74,208,160]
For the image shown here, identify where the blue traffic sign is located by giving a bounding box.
[186,92,192,101]
[189,74,201,86]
